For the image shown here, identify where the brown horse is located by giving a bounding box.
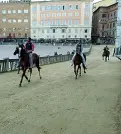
[13,46,41,87]
[73,53,86,79]
[102,49,110,62]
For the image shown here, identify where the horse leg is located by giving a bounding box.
[24,74,29,82]
[36,59,42,79]
[18,67,20,74]
[28,68,32,82]
[19,69,27,87]
[82,63,86,73]
[74,65,77,79]
[79,65,81,76]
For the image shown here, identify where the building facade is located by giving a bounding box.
[0,1,30,39]
[30,0,93,40]
[92,2,118,44]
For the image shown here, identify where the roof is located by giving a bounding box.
[93,2,118,13]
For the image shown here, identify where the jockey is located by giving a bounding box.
[104,46,109,51]
[71,39,87,69]
[24,37,34,69]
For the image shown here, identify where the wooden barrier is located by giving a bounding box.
[0,45,92,73]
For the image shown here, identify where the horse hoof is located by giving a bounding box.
[40,76,42,79]
[84,71,86,73]
[75,77,77,80]
[28,80,30,82]
[19,84,21,87]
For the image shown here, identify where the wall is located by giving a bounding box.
[0,44,92,73]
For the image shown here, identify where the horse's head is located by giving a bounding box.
[13,47,19,55]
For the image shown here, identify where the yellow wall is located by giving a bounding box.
[93,0,116,11]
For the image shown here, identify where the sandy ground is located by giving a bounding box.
[0,45,120,134]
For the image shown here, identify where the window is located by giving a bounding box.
[62,12,66,16]
[25,33,27,38]
[75,35,77,38]
[110,23,112,28]
[85,3,89,9]
[85,35,87,38]
[46,13,50,17]
[68,13,72,16]
[57,20,61,25]
[2,10,6,14]
[57,5,62,10]
[62,20,66,25]
[41,20,44,26]
[52,5,57,10]
[18,19,22,23]
[76,5,79,9]
[52,20,56,25]
[32,7,37,13]
[24,19,28,22]
[62,35,65,38]
[32,21,36,26]
[68,29,71,33]
[3,33,6,36]
[47,20,50,26]
[68,20,72,25]
[33,29,36,34]
[8,19,12,23]
[47,35,49,38]
[13,28,16,31]
[62,29,65,33]
[57,13,61,16]
[53,29,55,33]
[74,20,79,25]
[85,12,89,16]
[113,22,115,27]
[63,5,65,10]
[13,19,16,23]
[47,29,50,33]
[8,10,11,14]
[46,6,51,10]
[69,5,73,10]
[52,13,56,17]
[75,12,79,16]
[84,19,89,25]
[68,35,71,38]
[102,14,106,18]
[85,29,88,33]
[24,9,28,13]
[41,6,45,11]
[75,29,78,33]
[3,28,6,31]
[18,10,22,13]
[2,18,6,22]
[13,10,16,14]
[42,29,44,33]
[18,33,21,37]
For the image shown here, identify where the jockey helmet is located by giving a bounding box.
[28,37,31,41]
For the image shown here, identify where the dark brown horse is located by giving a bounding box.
[13,46,41,87]
[73,53,86,79]
[102,49,110,62]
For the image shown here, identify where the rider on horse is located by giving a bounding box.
[71,39,87,69]
[104,46,109,51]
[24,37,34,69]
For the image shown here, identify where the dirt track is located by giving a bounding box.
[0,45,120,134]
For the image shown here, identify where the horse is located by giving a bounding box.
[73,53,86,79]
[102,49,110,62]
[13,46,41,87]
